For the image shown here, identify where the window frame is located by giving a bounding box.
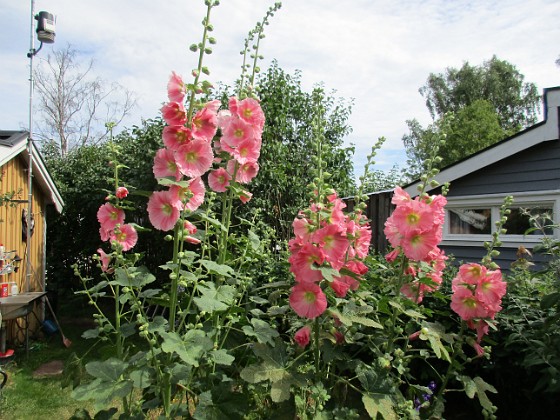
[442,190,560,248]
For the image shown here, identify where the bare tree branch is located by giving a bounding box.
[34,43,137,156]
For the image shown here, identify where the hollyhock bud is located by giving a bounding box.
[294,325,311,348]
[116,187,129,199]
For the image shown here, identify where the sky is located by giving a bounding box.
[1,0,559,176]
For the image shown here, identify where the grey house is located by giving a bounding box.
[350,87,560,270]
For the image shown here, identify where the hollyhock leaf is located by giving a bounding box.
[403,309,427,319]
[249,296,268,305]
[267,305,289,316]
[198,213,228,233]
[209,349,235,366]
[82,328,100,339]
[319,266,340,283]
[362,394,397,420]
[146,316,168,334]
[160,330,213,367]
[194,283,236,313]
[459,375,477,399]
[242,318,279,346]
[199,260,234,277]
[248,229,260,251]
[114,266,156,288]
[129,368,152,389]
[157,178,192,188]
[270,377,293,403]
[85,358,127,382]
[473,376,498,411]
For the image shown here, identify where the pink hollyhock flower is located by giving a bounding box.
[294,325,311,348]
[116,187,129,199]
[191,106,218,142]
[453,263,487,289]
[167,71,186,102]
[391,199,435,237]
[174,139,214,178]
[231,138,261,165]
[153,148,181,181]
[293,217,314,241]
[227,160,259,184]
[235,97,265,130]
[450,287,489,321]
[476,269,507,311]
[338,274,360,291]
[472,341,485,357]
[400,227,440,261]
[384,219,403,248]
[330,278,351,298]
[169,176,206,212]
[333,330,345,345]
[204,99,221,113]
[208,167,231,192]
[289,282,328,319]
[289,242,325,284]
[100,227,111,242]
[385,249,400,262]
[347,220,372,259]
[221,117,254,150]
[182,220,200,244]
[97,203,125,232]
[147,190,182,231]
[97,248,113,273]
[161,102,187,126]
[313,224,349,271]
[162,126,192,151]
[343,260,368,276]
[391,186,411,205]
[468,319,491,343]
[239,190,252,204]
[110,224,138,252]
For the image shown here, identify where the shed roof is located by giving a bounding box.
[404,86,560,196]
[0,130,64,213]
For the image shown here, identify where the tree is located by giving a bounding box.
[403,56,541,176]
[34,44,136,156]
[420,55,540,133]
[246,61,356,241]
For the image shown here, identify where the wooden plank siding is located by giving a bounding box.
[345,191,393,253]
[1,154,47,342]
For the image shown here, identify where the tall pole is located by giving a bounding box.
[26,0,35,293]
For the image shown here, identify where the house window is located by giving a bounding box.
[442,191,559,247]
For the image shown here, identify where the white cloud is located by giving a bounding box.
[1,0,559,172]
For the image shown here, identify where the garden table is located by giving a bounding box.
[0,291,47,358]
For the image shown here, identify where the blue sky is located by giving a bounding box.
[1,0,559,176]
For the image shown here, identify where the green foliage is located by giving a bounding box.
[242,61,356,241]
[420,55,540,132]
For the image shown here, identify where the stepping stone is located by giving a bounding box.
[32,360,64,378]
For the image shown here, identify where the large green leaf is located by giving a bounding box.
[362,394,397,420]
[114,266,155,288]
[194,283,236,313]
[242,318,279,345]
[85,358,128,382]
[199,260,235,277]
[160,330,213,367]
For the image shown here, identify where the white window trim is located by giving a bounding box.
[442,190,560,248]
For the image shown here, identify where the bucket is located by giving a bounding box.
[42,319,58,335]
[0,284,8,298]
